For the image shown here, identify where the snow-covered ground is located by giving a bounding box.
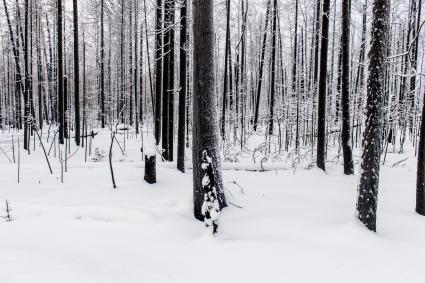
[0,128,423,282]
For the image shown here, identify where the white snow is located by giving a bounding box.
[0,129,423,282]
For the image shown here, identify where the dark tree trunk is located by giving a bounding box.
[129,2,134,127]
[144,154,157,184]
[100,0,105,128]
[313,0,321,85]
[134,0,139,135]
[417,90,425,215]
[73,0,80,146]
[410,0,421,131]
[415,0,425,216]
[292,0,298,94]
[36,11,43,130]
[340,0,354,175]
[161,0,175,161]
[192,0,226,221]
[177,0,187,172]
[357,0,389,232]
[57,0,64,144]
[23,0,30,151]
[161,0,170,160]
[253,0,271,131]
[221,0,231,139]
[316,0,331,171]
[154,0,163,145]
[268,0,277,136]
[3,0,24,130]
[119,0,125,123]
[167,0,175,161]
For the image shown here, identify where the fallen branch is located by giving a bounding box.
[392,158,408,168]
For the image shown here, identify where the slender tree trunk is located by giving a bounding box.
[154,0,163,145]
[119,0,125,123]
[167,0,175,161]
[57,0,64,144]
[177,0,187,172]
[162,0,170,160]
[357,0,389,232]
[253,0,271,131]
[221,0,231,139]
[340,0,354,174]
[316,0,331,171]
[73,0,80,146]
[24,0,30,150]
[100,0,105,128]
[313,0,321,85]
[192,0,226,220]
[268,0,277,136]
[415,0,425,216]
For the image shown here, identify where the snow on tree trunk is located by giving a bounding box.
[356,0,389,232]
[192,0,226,222]
[201,150,220,234]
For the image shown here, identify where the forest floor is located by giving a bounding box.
[0,128,423,282]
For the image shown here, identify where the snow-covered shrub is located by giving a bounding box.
[92,148,105,162]
[201,150,220,234]
[0,200,12,222]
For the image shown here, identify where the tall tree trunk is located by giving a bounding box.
[316,0,331,171]
[100,0,105,128]
[167,0,175,161]
[57,0,64,144]
[119,0,125,123]
[340,0,354,174]
[73,0,80,146]
[162,0,170,160]
[313,0,321,85]
[24,0,30,150]
[192,0,226,220]
[357,0,389,232]
[268,0,277,136]
[2,0,24,130]
[253,0,271,131]
[154,0,163,145]
[221,0,231,139]
[410,0,421,132]
[177,0,187,172]
[415,0,425,216]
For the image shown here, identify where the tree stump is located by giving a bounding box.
[144,154,156,184]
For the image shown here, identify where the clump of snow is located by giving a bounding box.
[144,146,156,158]
[200,150,220,235]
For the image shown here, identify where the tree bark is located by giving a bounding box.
[340,0,354,175]
[100,0,105,128]
[357,0,389,232]
[24,0,30,150]
[177,0,187,172]
[268,0,277,136]
[316,0,331,171]
[144,154,157,184]
[73,0,80,146]
[253,0,272,131]
[57,0,64,144]
[192,0,226,221]
[154,0,163,145]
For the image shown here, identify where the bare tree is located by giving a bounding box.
[357,0,390,232]
[192,0,226,221]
